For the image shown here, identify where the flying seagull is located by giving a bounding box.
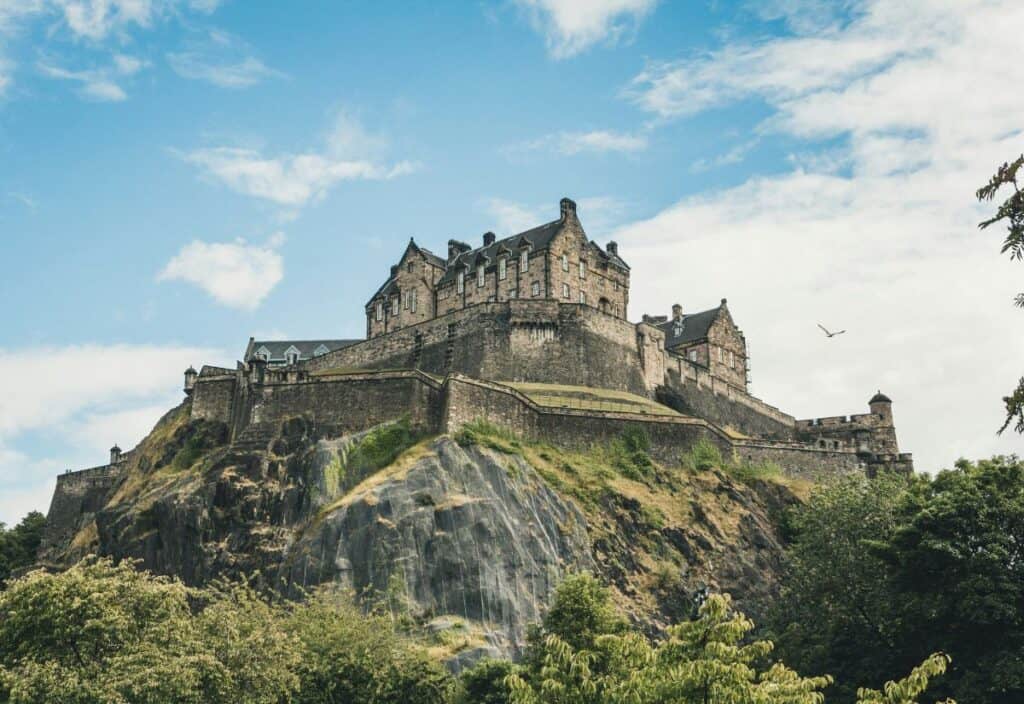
[817,323,846,338]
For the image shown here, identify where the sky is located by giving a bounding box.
[1,0,1022,526]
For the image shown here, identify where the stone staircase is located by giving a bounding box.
[231,422,277,452]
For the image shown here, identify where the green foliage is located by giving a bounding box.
[680,438,723,472]
[0,511,46,587]
[772,458,1024,704]
[456,659,516,704]
[532,573,627,654]
[169,419,229,471]
[726,458,784,485]
[976,155,1024,433]
[346,417,420,476]
[606,426,655,480]
[0,557,453,704]
[453,420,520,453]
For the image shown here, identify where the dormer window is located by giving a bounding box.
[477,264,485,287]
[498,257,507,280]
[313,344,329,357]
[561,254,569,271]
[284,345,301,365]
[520,250,529,272]
[256,346,271,361]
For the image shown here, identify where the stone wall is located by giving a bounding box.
[659,364,796,440]
[732,441,864,482]
[38,463,122,563]
[191,367,237,424]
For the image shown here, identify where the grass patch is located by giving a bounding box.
[680,439,724,472]
[343,417,420,478]
[502,382,681,417]
[453,420,521,453]
[725,458,785,485]
[603,425,655,481]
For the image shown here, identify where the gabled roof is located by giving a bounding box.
[657,305,724,349]
[437,219,565,285]
[244,339,360,361]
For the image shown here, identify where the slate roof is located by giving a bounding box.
[437,219,565,286]
[656,305,723,349]
[244,339,360,362]
[870,391,892,404]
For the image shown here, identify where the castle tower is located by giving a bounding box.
[184,366,197,395]
[110,444,122,465]
[868,391,899,454]
[869,390,893,424]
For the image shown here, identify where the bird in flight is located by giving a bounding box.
[817,323,846,338]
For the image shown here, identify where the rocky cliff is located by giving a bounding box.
[41,400,807,665]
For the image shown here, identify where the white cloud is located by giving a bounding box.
[615,0,1024,473]
[508,129,648,157]
[481,195,627,236]
[179,112,418,207]
[158,233,284,310]
[0,343,222,524]
[167,30,282,88]
[38,52,146,101]
[515,0,657,58]
[480,198,544,235]
[53,0,219,41]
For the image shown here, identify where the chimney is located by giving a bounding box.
[483,231,496,246]
[110,444,122,465]
[390,265,399,279]
[672,303,683,321]
[559,197,577,220]
[606,241,618,256]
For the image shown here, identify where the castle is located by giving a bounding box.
[43,198,912,552]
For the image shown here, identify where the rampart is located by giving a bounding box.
[38,462,123,562]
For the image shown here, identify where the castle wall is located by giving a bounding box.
[191,368,237,424]
[732,441,864,482]
[38,463,121,563]
[249,372,445,436]
[659,362,796,440]
[302,301,654,397]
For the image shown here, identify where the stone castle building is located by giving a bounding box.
[43,197,912,554]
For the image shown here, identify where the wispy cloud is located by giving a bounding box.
[38,52,147,101]
[481,195,628,236]
[690,139,758,173]
[167,29,282,88]
[514,0,657,59]
[480,198,544,235]
[178,110,419,207]
[7,191,37,209]
[507,129,648,158]
[53,0,220,41]
[157,232,285,310]
[0,342,222,524]
[614,0,1024,473]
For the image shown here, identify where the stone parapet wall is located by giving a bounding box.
[38,462,123,562]
[732,441,864,482]
[667,354,795,428]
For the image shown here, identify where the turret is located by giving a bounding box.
[184,366,197,395]
[110,444,122,465]
[869,390,893,425]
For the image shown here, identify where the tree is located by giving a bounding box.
[772,459,1024,704]
[507,578,951,704]
[0,511,46,587]
[976,155,1024,433]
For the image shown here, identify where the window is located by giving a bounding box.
[391,297,399,316]
[562,283,570,299]
[531,281,540,297]
[457,271,465,293]
[410,289,417,313]
[498,257,507,280]
[614,280,619,291]
[477,264,485,287]
[509,288,518,299]
[375,301,383,321]
[561,254,569,271]
[579,290,587,305]
[407,261,414,273]
[579,260,586,279]
[520,250,529,272]
[688,349,697,362]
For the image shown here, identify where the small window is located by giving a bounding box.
[614,280,619,291]
[532,281,540,297]
[520,250,529,272]
[457,271,465,293]
[562,283,570,299]
[561,254,569,271]
[688,349,697,362]
[579,260,586,279]
[286,351,298,365]
[498,257,507,280]
[391,297,399,316]
[407,261,414,273]
[410,289,417,313]
[477,264,485,287]
[375,301,383,321]
[509,288,518,298]
[579,290,587,305]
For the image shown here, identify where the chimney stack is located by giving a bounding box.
[607,241,618,256]
[447,239,471,262]
[672,303,683,320]
[483,231,496,246]
[559,197,577,220]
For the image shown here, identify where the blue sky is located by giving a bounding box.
[1,0,1022,525]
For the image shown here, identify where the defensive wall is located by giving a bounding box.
[190,367,866,479]
[38,460,125,563]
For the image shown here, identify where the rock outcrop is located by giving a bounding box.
[42,401,805,664]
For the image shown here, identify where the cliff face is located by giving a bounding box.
[42,401,805,663]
